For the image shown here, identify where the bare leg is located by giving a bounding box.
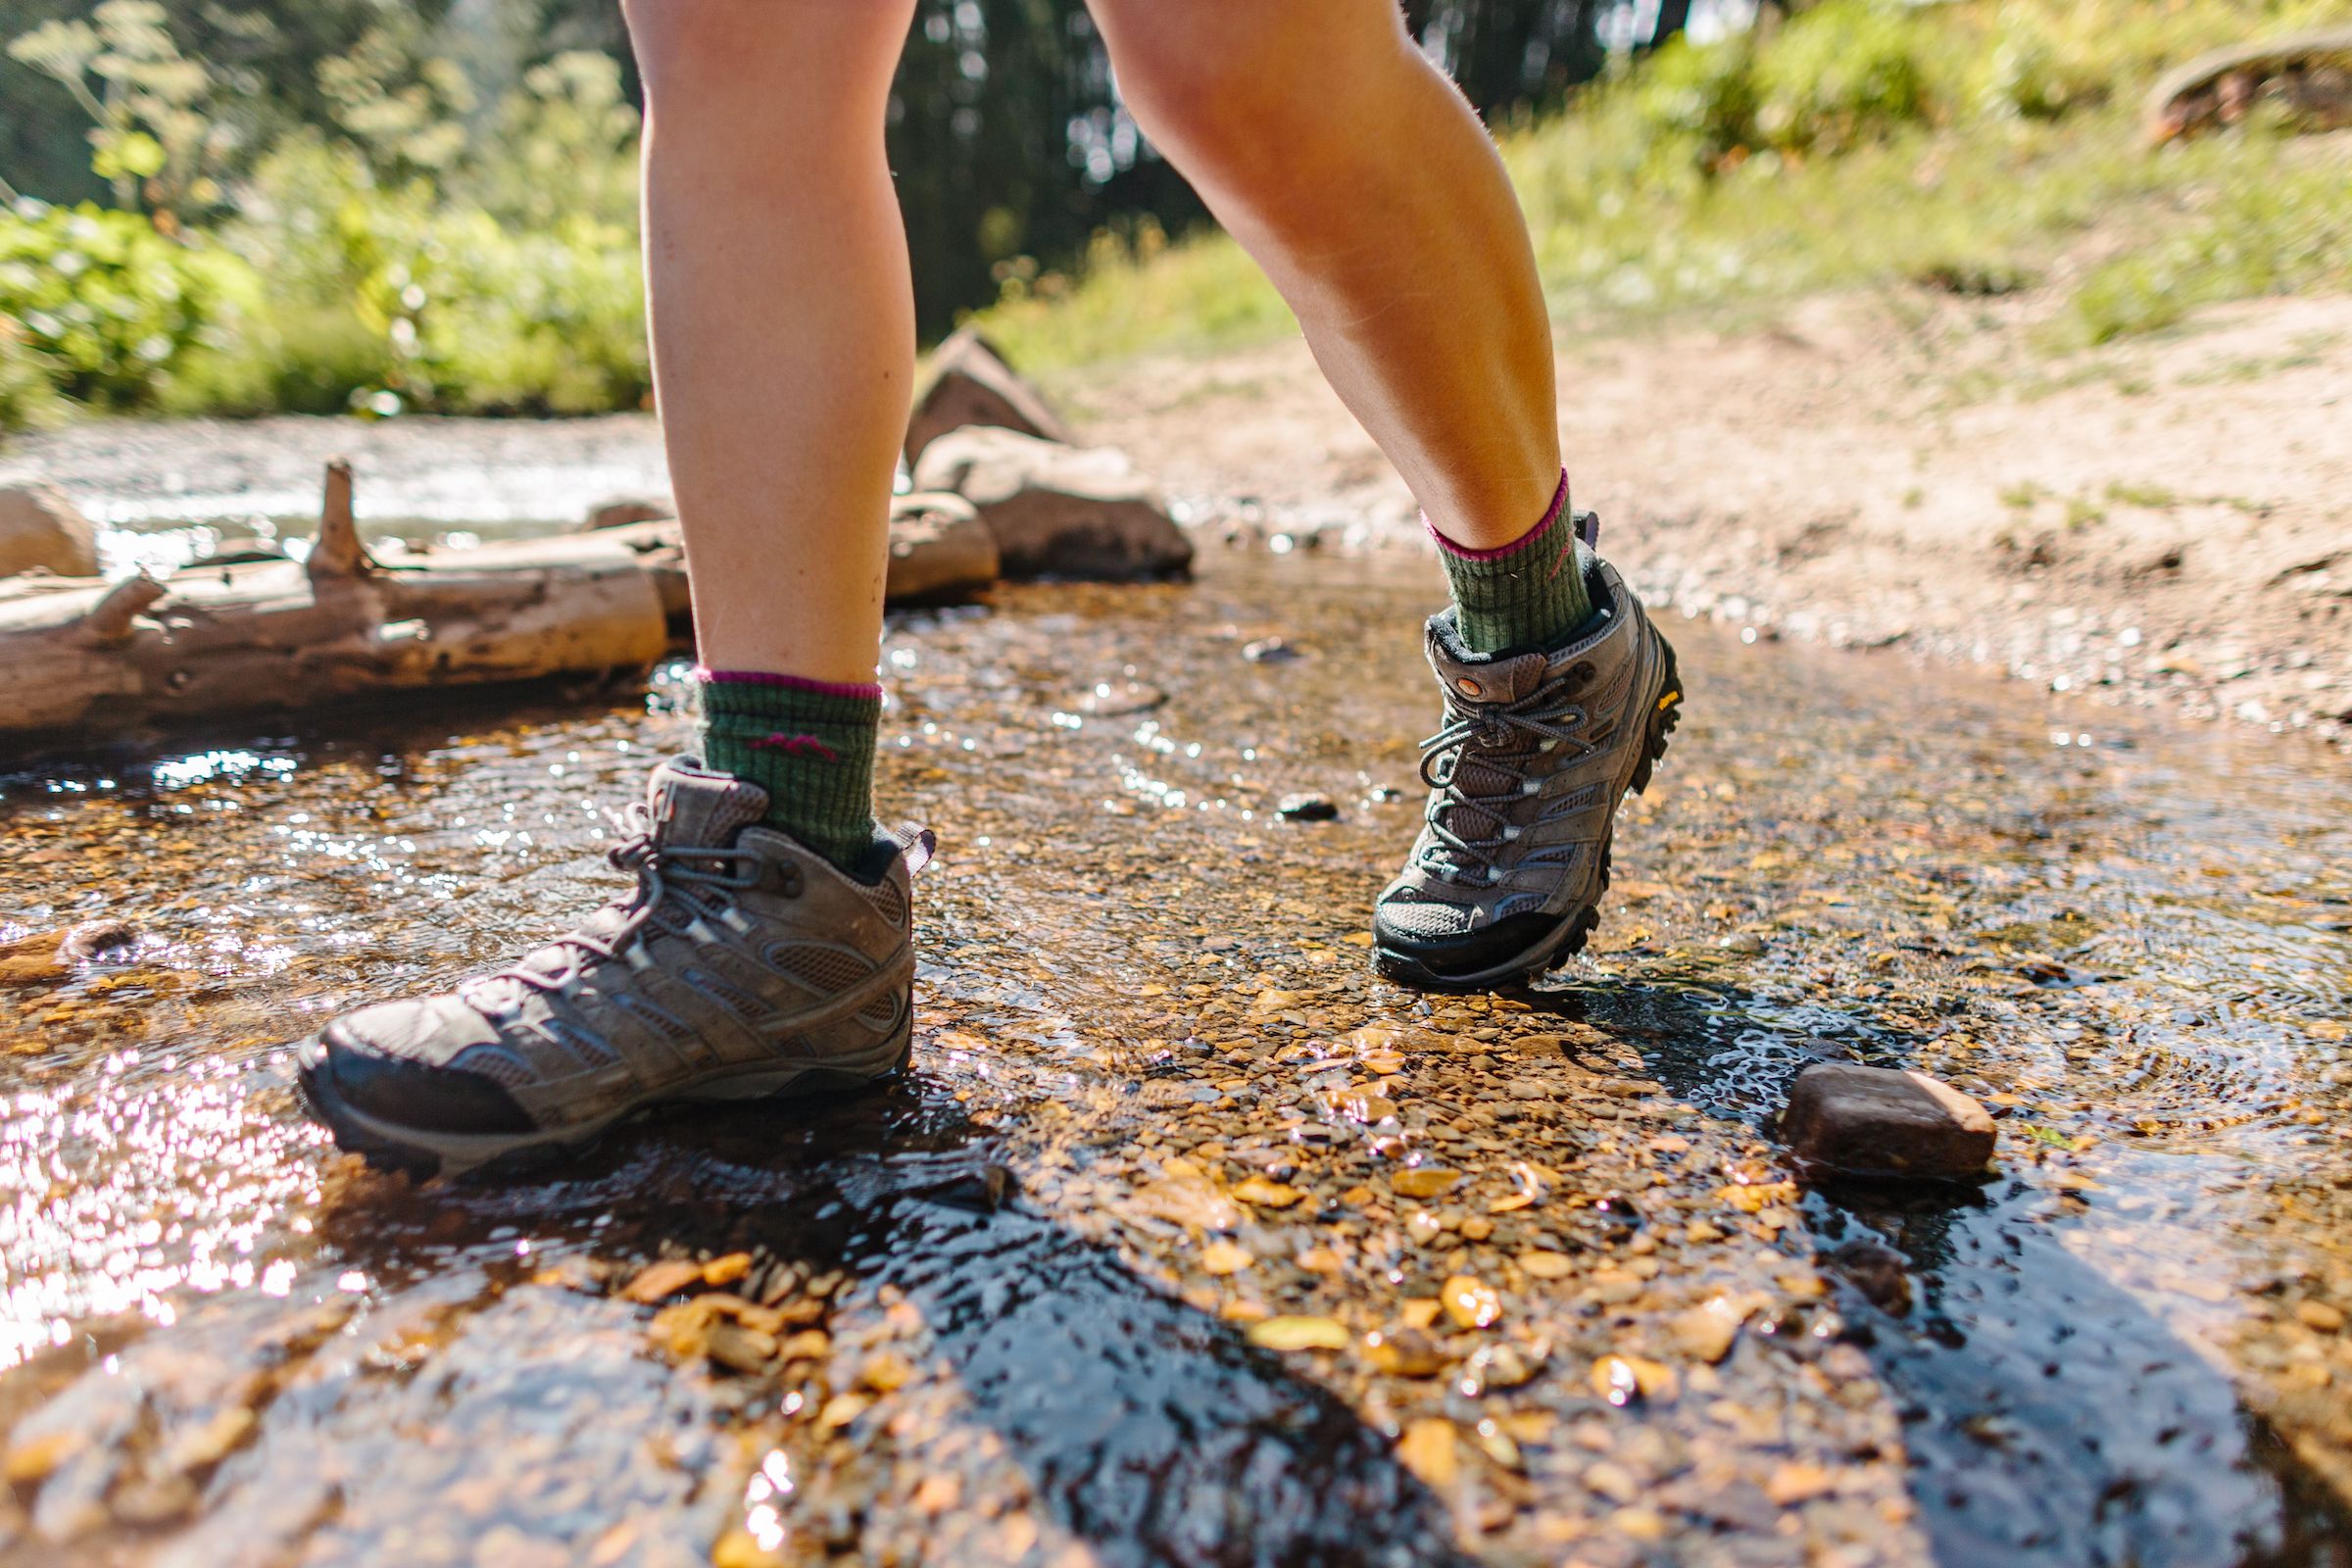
[624,0,917,685]
[1085,0,1562,550]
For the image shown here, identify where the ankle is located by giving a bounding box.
[697,669,882,870]
[1433,469,1596,657]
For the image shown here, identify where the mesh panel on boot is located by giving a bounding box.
[1378,899,1474,938]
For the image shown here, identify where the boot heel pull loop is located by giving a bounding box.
[897,825,938,876]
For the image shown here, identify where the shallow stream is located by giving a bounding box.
[3,552,2349,1566]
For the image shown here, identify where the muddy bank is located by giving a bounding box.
[1062,289,2352,749]
[2,551,2349,1565]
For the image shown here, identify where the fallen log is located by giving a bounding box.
[0,463,1013,759]
[1,460,668,755]
[2144,28,2352,142]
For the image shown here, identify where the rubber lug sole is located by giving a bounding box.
[1374,637,1684,993]
[297,1020,913,1183]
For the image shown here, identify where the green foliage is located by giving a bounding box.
[0,312,69,430]
[1625,0,1936,176]
[1628,31,1761,178]
[214,128,647,416]
[0,198,255,408]
[1750,0,1933,156]
[2068,149,2352,344]
[7,0,234,220]
[978,0,2352,372]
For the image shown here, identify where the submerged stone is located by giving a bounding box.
[1779,1064,1997,1181]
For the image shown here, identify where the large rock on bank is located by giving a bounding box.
[886,492,999,601]
[911,426,1192,581]
[0,484,98,578]
[1778,1063,1997,1181]
[905,327,1074,465]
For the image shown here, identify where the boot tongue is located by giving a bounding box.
[646,758,769,851]
[1425,616,1553,706]
[1422,618,1550,856]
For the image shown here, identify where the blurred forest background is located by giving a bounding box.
[0,0,1683,424]
[1,0,2346,429]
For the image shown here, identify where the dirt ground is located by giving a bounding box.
[1057,288,2352,748]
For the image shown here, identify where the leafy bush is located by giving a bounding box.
[220,132,647,416]
[1975,13,2108,122]
[0,315,68,432]
[1750,0,1935,156]
[1629,31,1761,177]
[2068,149,2352,343]
[0,199,258,409]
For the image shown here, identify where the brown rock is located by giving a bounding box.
[885,492,999,601]
[55,919,137,966]
[0,483,98,578]
[579,495,675,532]
[910,426,1192,580]
[1779,1064,1997,1180]
[905,327,1074,465]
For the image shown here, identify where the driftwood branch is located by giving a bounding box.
[0,462,671,754]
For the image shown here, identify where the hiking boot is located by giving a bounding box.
[298,758,927,1178]
[1373,551,1683,990]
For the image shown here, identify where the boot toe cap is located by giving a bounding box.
[311,1002,537,1136]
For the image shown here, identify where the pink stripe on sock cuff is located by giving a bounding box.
[1426,468,1571,563]
[697,667,884,701]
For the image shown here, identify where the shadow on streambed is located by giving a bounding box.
[1524,979,2352,1568]
[310,1078,1476,1568]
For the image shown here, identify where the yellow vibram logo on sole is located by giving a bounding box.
[1658,690,1683,710]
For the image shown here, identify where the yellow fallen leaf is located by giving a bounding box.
[1400,1298,1444,1331]
[622,1258,704,1303]
[1765,1461,1835,1505]
[1442,1274,1501,1330]
[1592,1353,1679,1405]
[1200,1240,1252,1276]
[1717,1180,1799,1214]
[711,1527,788,1568]
[1126,1175,1241,1232]
[1396,1418,1459,1488]
[701,1252,753,1287]
[1671,1297,1749,1364]
[1231,1176,1305,1209]
[817,1392,871,1430]
[3,1431,82,1485]
[860,1350,916,1393]
[1247,1315,1351,1351]
[1393,1168,1462,1200]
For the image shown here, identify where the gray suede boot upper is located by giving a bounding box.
[1373,556,1682,990]
[299,758,924,1175]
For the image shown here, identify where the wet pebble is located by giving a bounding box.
[1078,680,1166,715]
[1277,794,1339,822]
[1242,637,1302,663]
[56,920,139,966]
[1779,1063,1997,1181]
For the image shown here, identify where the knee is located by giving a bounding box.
[1098,0,1413,186]
[625,0,908,114]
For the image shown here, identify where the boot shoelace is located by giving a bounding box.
[460,801,767,1010]
[1416,679,1592,885]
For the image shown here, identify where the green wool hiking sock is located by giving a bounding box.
[697,669,882,869]
[1433,470,1596,657]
